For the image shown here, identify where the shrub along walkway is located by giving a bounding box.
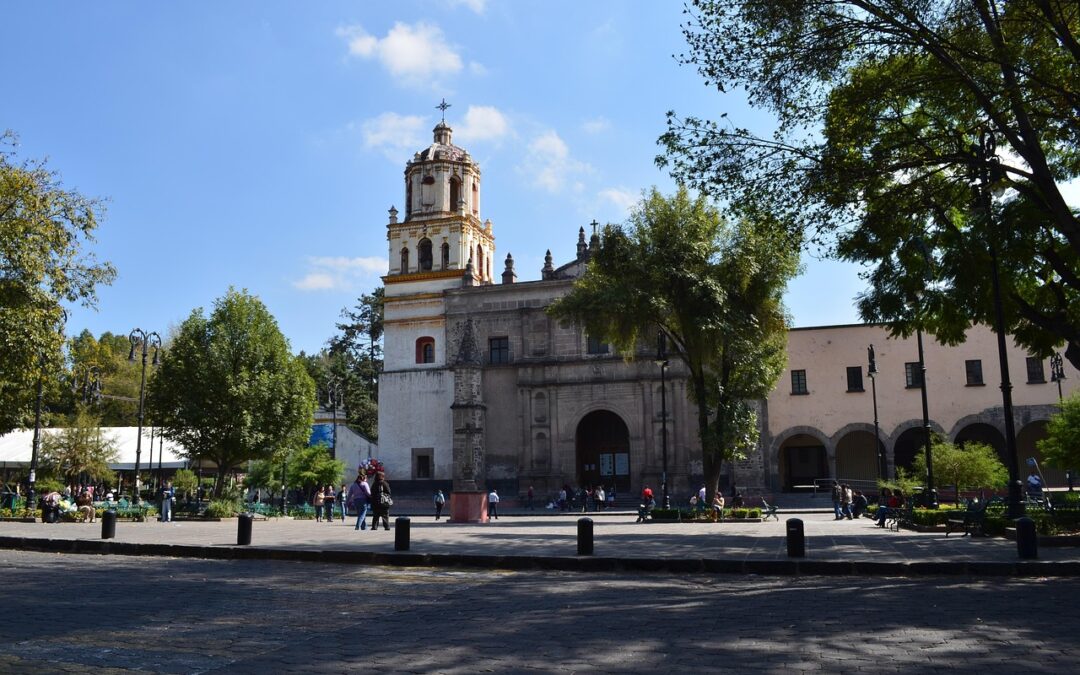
[1,511,1077,576]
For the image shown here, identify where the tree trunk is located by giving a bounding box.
[690,369,715,502]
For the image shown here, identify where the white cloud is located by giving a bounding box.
[582,117,611,134]
[293,256,387,292]
[446,0,487,13]
[599,187,638,214]
[523,130,592,193]
[359,112,427,159]
[336,22,470,89]
[455,105,510,143]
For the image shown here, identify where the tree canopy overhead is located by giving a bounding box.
[659,1,1080,367]
[549,187,799,499]
[148,288,315,496]
[0,132,115,434]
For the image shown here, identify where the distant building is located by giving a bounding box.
[377,119,1077,498]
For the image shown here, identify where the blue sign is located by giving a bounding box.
[309,424,334,447]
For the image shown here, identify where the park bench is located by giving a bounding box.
[884,503,914,532]
[945,496,1006,537]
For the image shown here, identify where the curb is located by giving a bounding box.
[0,535,1076,577]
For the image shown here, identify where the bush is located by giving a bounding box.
[205,499,241,518]
[650,508,681,520]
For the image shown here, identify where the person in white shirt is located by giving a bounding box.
[488,489,500,520]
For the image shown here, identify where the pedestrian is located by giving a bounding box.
[607,486,616,508]
[558,487,567,512]
[434,489,446,520]
[711,491,725,522]
[636,487,655,523]
[488,488,500,519]
[698,484,707,507]
[841,483,853,519]
[159,481,174,522]
[526,484,534,510]
[1027,469,1044,498]
[322,485,336,523]
[313,486,325,522]
[852,490,868,518]
[76,489,95,523]
[347,472,371,530]
[831,481,843,520]
[594,485,605,511]
[370,472,392,531]
[338,484,348,522]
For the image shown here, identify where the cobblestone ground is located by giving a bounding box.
[1,550,1075,674]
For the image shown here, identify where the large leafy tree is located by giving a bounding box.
[0,132,115,434]
[912,438,1008,495]
[315,287,384,440]
[549,187,798,500]
[39,407,119,486]
[58,330,144,426]
[659,1,1080,366]
[287,443,345,501]
[148,288,316,496]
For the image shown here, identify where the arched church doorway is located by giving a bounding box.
[835,430,883,483]
[576,410,631,493]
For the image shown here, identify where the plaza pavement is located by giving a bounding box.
[1,508,1077,576]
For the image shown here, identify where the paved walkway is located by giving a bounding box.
[1,512,1076,575]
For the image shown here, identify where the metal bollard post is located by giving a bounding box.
[394,517,410,551]
[786,517,805,558]
[577,517,594,556]
[1016,517,1038,559]
[101,510,117,539]
[237,513,253,546]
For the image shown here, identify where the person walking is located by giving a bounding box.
[159,481,174,522]
[434,489,446,520]
[370,472,392,531]
[312,487,325,523]
[831,481,843,520]
[594,485,605,511]
[841,483,853,520]
[488,488,500,519]
[322,485,336,523]
[338,484,348,522]
[347,472,371,530]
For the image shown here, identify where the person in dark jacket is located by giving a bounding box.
[370,472,392,531]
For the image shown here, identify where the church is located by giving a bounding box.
[377,117,1076,505]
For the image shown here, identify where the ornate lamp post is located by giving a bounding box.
[1050,353,1066,404]
[655,331,671,509]
[972,129,1023,519]
[914,317,938,508]
[128,328,161,503]
[867,345,884,479]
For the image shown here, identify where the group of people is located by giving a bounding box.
[548,484,616,512]
[831,481,870,520]
[338,471,392,531]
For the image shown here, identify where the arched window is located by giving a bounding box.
[415,337,435,364]
[472,182,478,215]
[400,247,410,274]
[476,245,484,281]
[449,176,461,212]
[418,238,433,272]
[441,242,450,270]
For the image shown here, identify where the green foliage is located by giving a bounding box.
[57,330,144,426]
[148,288,316,497]
[39,407,118,485]
[911,438,1009,491]
[287,443,345,494]
[171,469,198,501]
[880,467,930,498]
[0,132,116,434]
[32,476,64,495]
[205,499,241,518]
[245,457,285,491]
[1039,395,1080,471]
[548,187,797,502]
[660,1,1080,369]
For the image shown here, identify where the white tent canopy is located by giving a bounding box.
[0,427,189,470]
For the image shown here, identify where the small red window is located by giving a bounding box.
[416,337,435,364]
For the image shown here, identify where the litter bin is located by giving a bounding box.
[786,518,805,558]
[237,513,253,546]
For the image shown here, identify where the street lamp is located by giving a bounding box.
[71,365,102,405]
[27,310,66,516]
[1050,353,1066,404]
[326,376,342,459]
[914,319,938,508]
[972,128,1023,519]
[128,328,161,503]
[867,345,884,479]
[655,331,671,510]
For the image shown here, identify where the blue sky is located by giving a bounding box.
[5,0,870,354]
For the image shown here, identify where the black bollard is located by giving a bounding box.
[577,517,594,556]
[237,513,253,546]
[1016,517,1038,560]
[786,517,805,558]
[101,509,117,539]
[394,517,410,551]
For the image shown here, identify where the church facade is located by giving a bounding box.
[377,121,1077,501]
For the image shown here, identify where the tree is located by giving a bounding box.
[659,1,1080,367]
[0,132,116,434]
[39,407,118,486]
[287,444,345,501]
[58,330,143,426]
[1038,395,1080,471]
[549,187,798,501]
[911,437,1008,496]
[171,468,198,502]
[319,287,384,440]
[148,288,316,497]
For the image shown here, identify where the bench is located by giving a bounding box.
[945,497,1006,537]
[880,504,913,531]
